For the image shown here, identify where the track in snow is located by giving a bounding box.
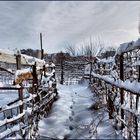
[38,83,122,139]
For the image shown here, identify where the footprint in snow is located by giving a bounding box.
[69,125,74,130]
[69,116,73,121]
[70,105,73,109]
[72,100,75,104]
[71,110,75,116]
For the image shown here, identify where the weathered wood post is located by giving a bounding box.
[43,64,46,76]
[107,86,114,119]
[40,33,44,60]
[32,63,38,93]
[60,52,64,85]
[60,60,64,84]
[16,52,23,114]
[135,66,140,140]
[136,66,140,111]
[108,90,112,119]
[120,54,124,129]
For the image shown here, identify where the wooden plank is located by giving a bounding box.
[0,87,22,90]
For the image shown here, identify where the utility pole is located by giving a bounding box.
[40,33,44,59]
[60,52,65,84]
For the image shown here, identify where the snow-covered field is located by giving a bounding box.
[0,90,18,107]
[38,82,123,139]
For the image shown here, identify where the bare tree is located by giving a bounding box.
[77,44,85,56]
[65,37,107,63]
[65,43,76,57]
[76,37,105,62]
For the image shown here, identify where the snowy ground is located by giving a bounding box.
[0,91,18,107]
[0,88,29,108]
[38,82,123,139]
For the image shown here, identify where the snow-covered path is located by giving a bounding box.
[38,83,122,139]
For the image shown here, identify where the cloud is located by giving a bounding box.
[0,1,139,53]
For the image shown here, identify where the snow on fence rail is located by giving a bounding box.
[0,49,45,67]
[84,38,140,139]
[0,52,57,139]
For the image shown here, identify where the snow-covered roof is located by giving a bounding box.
[116,38,140,55]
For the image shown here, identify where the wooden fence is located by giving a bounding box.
[84,40,140,139]
[0,53,57,139]
[55,60,85,85]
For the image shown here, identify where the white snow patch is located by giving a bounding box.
[116,38,140,55]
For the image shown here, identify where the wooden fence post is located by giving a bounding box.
[32,63,38,93]
[16,54,23,114]
[52,65,55,82]
[108,88,114,119]
[89,62,92,84]
[135,66,140,140]
[120,54,124,129]
[60,60,64,84]
[40,33,44,60]
[43,65,46,76]
[60,54,64,85]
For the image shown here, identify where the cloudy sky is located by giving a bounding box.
[0,1,140,53]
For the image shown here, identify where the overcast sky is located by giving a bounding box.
[0,1,140,53]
